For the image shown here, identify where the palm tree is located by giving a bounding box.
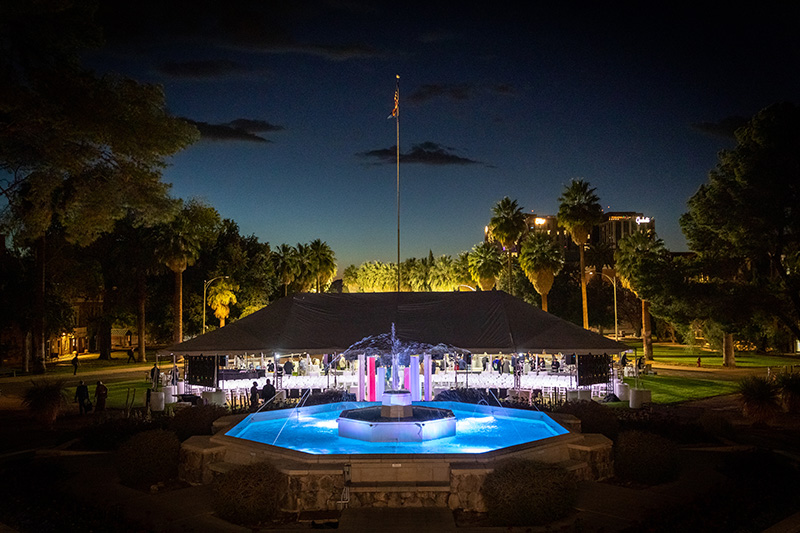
[488,197,528,296]
[558,179,604,329]
[342,265,360,293]
[453,251,474,290]
[468,241,503,291]
[156,199,220,344]
[430,255,457,291]
[208,278,238,327]
[308,239,336,293]
[616,230,667,360]
[291,243,315,293]
[272,244,299,297]
[519,232,565,312]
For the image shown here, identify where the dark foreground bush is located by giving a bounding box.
[481,459,577,526]
[169,404,229,441]
[557,400,620,441]
[214,462,285,525]
[614,430,679,485]
[116,429,181,487]
[81,417,164,450]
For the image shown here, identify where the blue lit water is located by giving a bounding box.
[225,401,568,455]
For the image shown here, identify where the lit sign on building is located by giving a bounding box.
[635,216,651,224]
[534,217,547,225]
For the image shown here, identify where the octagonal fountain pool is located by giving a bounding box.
[224,400,569,455]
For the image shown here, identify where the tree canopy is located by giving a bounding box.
[680,102,800,342]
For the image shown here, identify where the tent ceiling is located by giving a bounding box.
[160,291,629,356]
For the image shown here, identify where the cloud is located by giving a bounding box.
[407,83,516,105]
[156,59,249,78]
[183,118,285,142]
[358,142,483,166]
[407,84,473,105]
[691,116,749,139]
[226,119,285,133]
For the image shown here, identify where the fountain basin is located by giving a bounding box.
[337,389,456,442]
[223,401,569,454]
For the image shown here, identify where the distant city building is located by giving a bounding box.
[598,212,655,247]
[525,214,574,251]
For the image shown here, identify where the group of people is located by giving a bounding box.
[249,379,277,411]
[74,380,108,415]
[149,363,182,387]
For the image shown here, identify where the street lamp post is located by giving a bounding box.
[203,275,229,334]
[592,270,619,341]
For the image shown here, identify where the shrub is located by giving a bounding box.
[81,417,164,450]
[213,462,285,525]
[22,379,68,426]
[774,372,800,413]
[614,430,679,485]
[556,400,620,441]
[481,459,577,526]
[697,412,734,440]
[169,404,229,441]
[738,376,780,423]
[116,429,181,487]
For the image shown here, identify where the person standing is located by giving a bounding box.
[261,379,277,403]
[150,363,160,387]
[126,348,136,363]
[94,381,108,412]
[249,381,260,411]
[283,358,294,376]
[169,364,180,386]
[71,354,79,375]
[75,381,90,415]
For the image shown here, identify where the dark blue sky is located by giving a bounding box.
[88,1,800,272]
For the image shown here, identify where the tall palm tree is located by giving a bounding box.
[558,179,604,329]
[430,255,457,291]
[468,241,503,291]
[342,264,360,293]
[291,243,315,293]
[519,232,565,312]
[616,230,667,360]
[308,239,336,293]
[453,251,474,290]
[156,199,220,344]
[488,197,528,296]
[272,244,299,297]
[208,278,238,327]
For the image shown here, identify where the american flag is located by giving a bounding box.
[388,76,399,119]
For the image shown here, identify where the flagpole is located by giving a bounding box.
[394,75,400,292]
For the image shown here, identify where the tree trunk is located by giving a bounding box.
[173,268,183,344]
[541,292,548,313]
[32,236,47,373]
[722,332,736,367]
[136,273,147,363]
[579,244,589,329]
[97,276,114,360]
[642,299,653,360]
[507,253,514,296]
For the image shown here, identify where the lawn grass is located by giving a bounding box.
[104,379,153,410]
[622,340,800,369]
[623,374,739,404]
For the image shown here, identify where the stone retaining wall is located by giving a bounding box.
[180,430,614,513]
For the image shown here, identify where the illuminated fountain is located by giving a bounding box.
[181,326,613,513]
[336,325,457,442]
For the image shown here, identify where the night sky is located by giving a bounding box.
[86,2,800,272]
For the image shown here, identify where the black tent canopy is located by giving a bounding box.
[161,291,628,357]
